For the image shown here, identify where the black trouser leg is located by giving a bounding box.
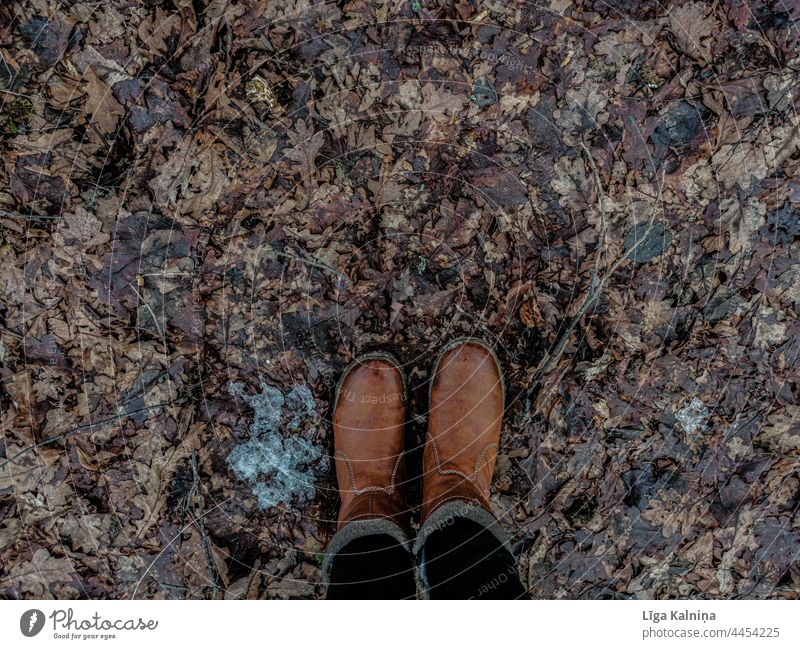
[422,518,526,599]
[326,533,416,599]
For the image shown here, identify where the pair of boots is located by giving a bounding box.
[322,338,525,598]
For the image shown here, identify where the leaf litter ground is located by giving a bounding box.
[1,0,799,599]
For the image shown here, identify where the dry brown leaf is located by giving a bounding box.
[669,2,718,61]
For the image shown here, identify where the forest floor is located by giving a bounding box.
[1,0,799,599]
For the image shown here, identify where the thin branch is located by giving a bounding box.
[0,402,177,470]
[535,142,608,378]
[190,449,220,599]
[0,89,38,99]
[0,210,60,220]
[128,282,165,338]
[271,246,352,289]
[525,144,663,395]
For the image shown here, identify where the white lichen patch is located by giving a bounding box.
[227,381,326,510]
[675,396,710,435]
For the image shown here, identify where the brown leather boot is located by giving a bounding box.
[322,352,411,584]
[414,338,510,557]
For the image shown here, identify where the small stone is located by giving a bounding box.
[470,77,498,107]
[703,286,740,322]
[651,101,702,149]
[624,221,672,263]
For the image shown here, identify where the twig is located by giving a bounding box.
[0,210,60,220]
[525,144,662,395]
[535,143,608,378]
[190,449,220,599]
[128,282,165,338]
[132,496,233,598]
[0,402,177,470]
[0,89,37,99]
[271,246,352,289]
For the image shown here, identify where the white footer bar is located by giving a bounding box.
[3,600,796,648]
